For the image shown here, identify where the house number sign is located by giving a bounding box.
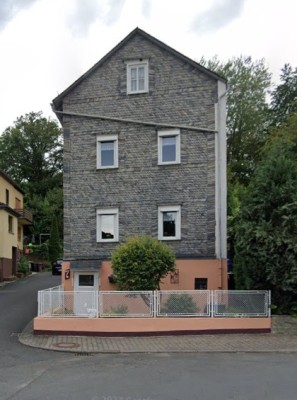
[65,269,71,280]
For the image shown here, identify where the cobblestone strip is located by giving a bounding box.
[19,331,297,353]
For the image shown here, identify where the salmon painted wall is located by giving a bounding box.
[62,259,228,291]
[62,261,73,291]
[100,259,228,291]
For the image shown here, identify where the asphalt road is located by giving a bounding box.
[1,273,297,400]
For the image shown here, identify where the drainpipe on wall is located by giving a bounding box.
[215,81,227,289]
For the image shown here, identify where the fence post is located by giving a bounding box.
[153,290,157,318]
[211,291,214,318]
[96,290,99,318]
[37,290,41,316]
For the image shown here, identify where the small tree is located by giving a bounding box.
[111,235,176,291]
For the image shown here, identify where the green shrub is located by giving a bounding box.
[111,235,176,291]
[161,293,198,315]
[30,243,49,260]
[107,305,129,315]
[17,255,30,275]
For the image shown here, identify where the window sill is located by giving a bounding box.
[96,166,118,170]
[159,237,181,241]
[158,161,180,166]
[97,239,118,243]
[127,90,149,95]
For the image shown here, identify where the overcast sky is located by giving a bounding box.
[0,0,296,133]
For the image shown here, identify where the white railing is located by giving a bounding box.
[213,290,271,317]
[38,285,63,316]
[157,290,210,317]
[100,291,154,317]
[37,289,271,318]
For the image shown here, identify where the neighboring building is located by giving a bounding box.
[52,27,227,293]
[0,169,33,281]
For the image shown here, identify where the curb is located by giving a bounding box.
[19,321,297,354]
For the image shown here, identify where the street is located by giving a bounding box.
[1,273,297,400]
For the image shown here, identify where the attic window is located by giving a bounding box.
[126,60,149,94]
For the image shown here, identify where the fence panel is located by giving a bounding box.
[37,288,270,318]
[38,290,98,317]
[157,290,210,317]
[213,290,270,317]
[38,288,64,316]
[99,291,154,317]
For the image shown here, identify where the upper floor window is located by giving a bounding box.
[15,197,21,209]
[6,189,9,205]
[158,206,181,240]
[8,215,13,234]
[96,208,119,242]
[158,129,181,165]
[97,135,118,169]
[126,60,149,94]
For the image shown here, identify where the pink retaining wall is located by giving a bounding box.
[34,317,271,336]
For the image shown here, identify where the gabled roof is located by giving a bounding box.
[52,27,226,111]
[0,169,24,194]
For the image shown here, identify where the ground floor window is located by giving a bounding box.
[195,278,208,290]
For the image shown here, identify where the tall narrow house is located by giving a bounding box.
[0,169,33,280]
[52,28,227,293]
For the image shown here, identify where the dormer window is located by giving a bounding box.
[126,60,149,94]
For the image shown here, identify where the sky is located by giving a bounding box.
[0,0,296,133]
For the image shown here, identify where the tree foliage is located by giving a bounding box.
[0,112,63,240]
[111,235,176,291]
[201,55,271,185]
[48,216,62,264]
[270,64,297,127]
[0,111,62,196]
[234,114,297,313]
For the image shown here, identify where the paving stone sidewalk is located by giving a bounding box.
[19,316,297,354]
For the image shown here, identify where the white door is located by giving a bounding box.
[73,272,99,316]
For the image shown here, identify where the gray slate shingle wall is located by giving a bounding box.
[62,33,218,260]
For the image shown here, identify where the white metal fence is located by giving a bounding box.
[37,289,271,318]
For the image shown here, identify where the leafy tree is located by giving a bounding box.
[270,64,297,127]
[111,235,176,291]
[234,114,297,313]
[0,111,62,196]
[201,56,271,185]
[0,112,63,239]
[227,174,246,261]
[48,216,62,264]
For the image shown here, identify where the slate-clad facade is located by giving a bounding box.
[53,28,228,291]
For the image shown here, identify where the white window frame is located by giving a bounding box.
[158,206,181,241]
[126,60,149,94]
[96,208,119,243]
[158,129,181,165]
[97,135,118,169]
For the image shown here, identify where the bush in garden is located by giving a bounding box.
[111,235,176,291]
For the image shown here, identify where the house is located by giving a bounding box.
[52,27,227,294]
[0,169,33,281]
